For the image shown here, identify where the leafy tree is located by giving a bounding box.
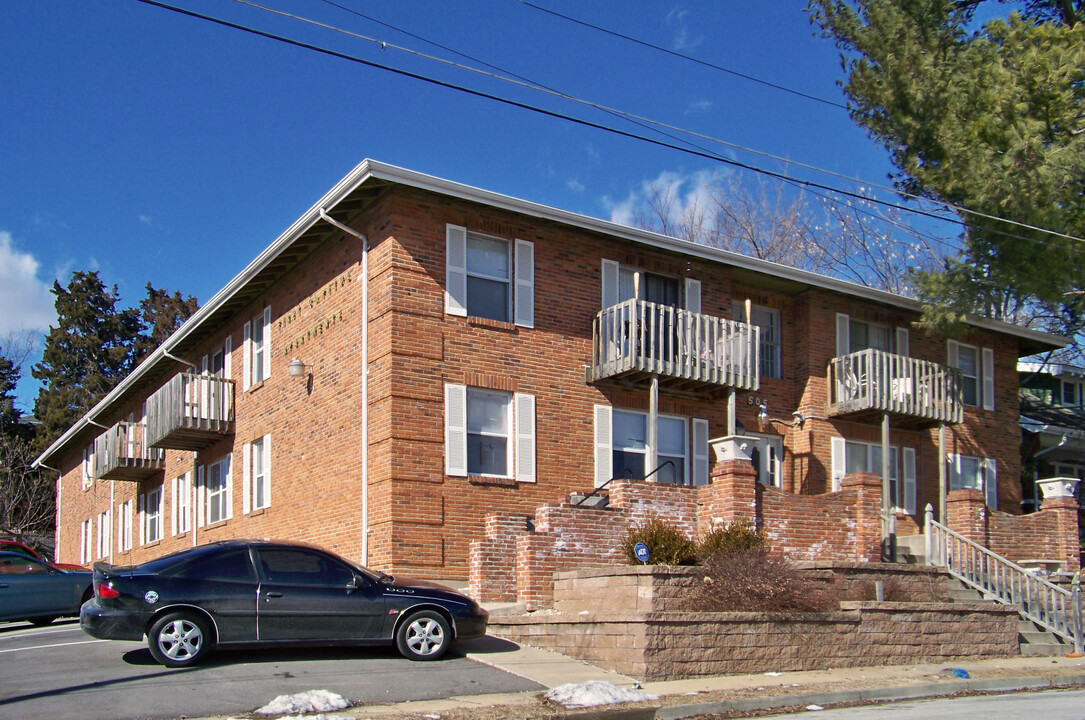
[32,272,143,450]
[135,284,199,363]
[0,342,51,536]
[809,0,1085,339]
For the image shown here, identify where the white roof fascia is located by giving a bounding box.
[36,159,1068,466]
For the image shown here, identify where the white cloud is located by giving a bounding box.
[666,8,703,51]
[566,179,585,193]
[686,99,712,114]
[605,168,722,231]
[0,231,56,334]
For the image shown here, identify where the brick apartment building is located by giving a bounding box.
[36,159,1068,581]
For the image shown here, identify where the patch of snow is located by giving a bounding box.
[255,689,352,715]
[544,680,659,709]
[806,705,824,711]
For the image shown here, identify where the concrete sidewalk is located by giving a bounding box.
[346,637,1085,720]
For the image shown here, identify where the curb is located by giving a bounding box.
[651,672,1085,719]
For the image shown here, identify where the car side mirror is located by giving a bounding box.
[346,575,361,594]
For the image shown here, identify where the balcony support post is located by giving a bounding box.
[648,373,659,479]
[727,387,736,436]
[938,422,947,524]
[881,411,895,562]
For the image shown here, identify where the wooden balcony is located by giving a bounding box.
[146,373,235,451]
[586,299,760,394]
[94,421,165,482]
[827,349,963,427]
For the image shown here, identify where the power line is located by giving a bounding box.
[134,0,1085,260]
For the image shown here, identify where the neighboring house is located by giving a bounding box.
[1019,363,1085,527]
[35,160,1068,580]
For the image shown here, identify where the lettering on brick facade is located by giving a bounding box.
[279,266,357,355]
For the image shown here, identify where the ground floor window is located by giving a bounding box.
[831,437,916,514]
[445,384,536,482]
[202,455,232,525]
[96,510,111,559]
[949,453,997,508]
[143,485,163,544]
[118,500,133,552]
[612,410,687,484]
[80,519,93,564]
[173,472,191,534]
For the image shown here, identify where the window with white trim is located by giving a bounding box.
[1061,379,1084,408]
[947,340,994,410]
[948,453,998,508]
[445,385,535,481]
[445,225,534,327]
[118,500,133,552]
[80,518,93,564]
[173,472,191,535]
[830,437,917,514]
[143,485,163,544]
[733,303,781,379]
[243,307,272,390]
[96,509,111,559]
[849,319,893,353]
[246,435,271,512]
[593,406,709,487]
[203,337,232,380]
[203,455,232,525]
[81,445,94,489]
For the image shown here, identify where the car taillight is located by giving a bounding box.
[97,583,120,599]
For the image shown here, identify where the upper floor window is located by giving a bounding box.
[445,384,535,482]
[947,340,994,410]
[835,313,909,359]
[243,307,272,390]
[204,338,232,380]
[734,303,781,379]
[445,225,534,327]
[81,445,94,489]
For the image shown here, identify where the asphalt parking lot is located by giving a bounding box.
[0,620,542,720]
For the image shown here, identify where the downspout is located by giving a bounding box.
[319,209,370,565]
[162,349,198,370]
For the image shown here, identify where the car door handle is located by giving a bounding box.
[264,592,283,598]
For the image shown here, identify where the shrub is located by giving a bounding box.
[697,518,764,562]
[621,514,697,566]
[685,547,842,613]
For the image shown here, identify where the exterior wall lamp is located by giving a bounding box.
[757,403,806,433]
[288,358,314,394]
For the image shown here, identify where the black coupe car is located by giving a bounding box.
[80,539,488,667]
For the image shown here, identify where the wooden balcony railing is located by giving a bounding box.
[94,421,165,482]
[146,373,235,451]
[586,299,760,392]
[827,349,963,425]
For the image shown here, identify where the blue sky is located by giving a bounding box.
[1,0,904,413]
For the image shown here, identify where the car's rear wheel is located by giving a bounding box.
[28,616,56,627]
[148,611,213,668]
[395,609,451,661]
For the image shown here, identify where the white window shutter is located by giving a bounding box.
[138,495,145,546]
[946,339,959,368]
[594,404,613,488]
[514,393,536,482]
[224,453,233,520]
[836,313,850,358]
[224,336,232,379]
[902,447,916,515]
[242,442,251,515]
[896,327,909,357]
[170,476,177,536]
[982,347,995,411]
[692,418,709,487]
[684,278,701,314]
[831,436,846,491]
[242,321,252,391]
[196,466,205,528]
[601,259,619,309]
[262,307,272,381]
[445,224,468,317]
[985,458,998,509]
[445,384,468,476]
[263,435,272,507]
[201,354,208,374]
[514,239,534,328]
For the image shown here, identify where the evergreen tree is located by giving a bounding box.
[135,284,199,364]
[810,0,1085,337]
[32,272,143,450]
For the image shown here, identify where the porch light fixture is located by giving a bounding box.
[757,403,806,432]
[288,358,312,379]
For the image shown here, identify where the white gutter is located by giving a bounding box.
[34,158,1069,469]
[318,209,371,565]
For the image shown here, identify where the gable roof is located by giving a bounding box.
[34,158,1067,467]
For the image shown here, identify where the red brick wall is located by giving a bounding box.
[48,181,1042,581]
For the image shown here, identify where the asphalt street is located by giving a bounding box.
[0,619,542,720]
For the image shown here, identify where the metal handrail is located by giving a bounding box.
[574,461,677,506]
[924,503,1083,652]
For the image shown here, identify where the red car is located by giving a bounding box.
[0,539,85,572]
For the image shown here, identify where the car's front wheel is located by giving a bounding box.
[395,609,451,661]
[147,611,213,668]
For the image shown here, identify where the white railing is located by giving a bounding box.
[146,372,235,450]
[925,504,1083,652]
[828,349,963,424]
[588,299,760,391]
[93,421,164,479]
